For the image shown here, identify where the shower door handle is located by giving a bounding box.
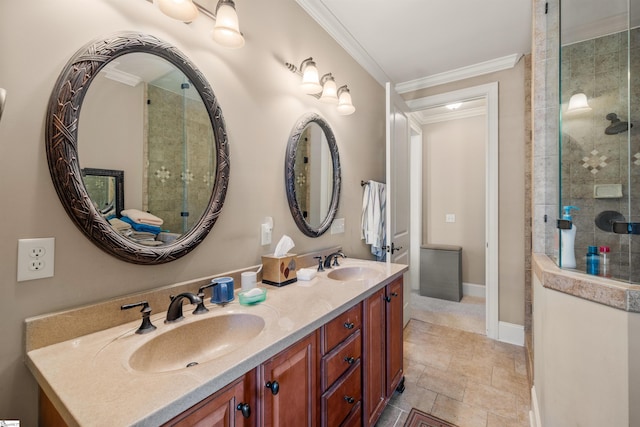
[612,222,640,235]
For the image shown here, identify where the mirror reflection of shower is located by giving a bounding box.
[604,113,632,135]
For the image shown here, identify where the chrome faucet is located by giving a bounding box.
[323,251,347,269]
[165,292,202,324]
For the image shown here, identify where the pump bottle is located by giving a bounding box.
[560,206,579,269]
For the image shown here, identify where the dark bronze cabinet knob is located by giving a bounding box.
[265,380,280,395]
[344,356,355,365]
[344,321,355,329]
[344,396,355,404]
[236,403,251,418]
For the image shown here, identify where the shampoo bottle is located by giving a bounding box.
[560,206,579,269]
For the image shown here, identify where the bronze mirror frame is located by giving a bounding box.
[45,32,230,264]
[285,113,341,237]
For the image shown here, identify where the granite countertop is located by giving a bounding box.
[26,258,408,426]
[533,253,640,312]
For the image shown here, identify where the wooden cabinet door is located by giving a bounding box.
[363,287,386,427]
[164,371,257,427]
[386,277,404,397]
[260,332,318,427]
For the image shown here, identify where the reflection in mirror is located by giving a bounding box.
[46,32,229,264]
[82,168,124,218]
[285,113,341,237]
[79,53,216,235]
[0,88,6,123]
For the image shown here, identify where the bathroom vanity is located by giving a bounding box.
[26,258,407,426]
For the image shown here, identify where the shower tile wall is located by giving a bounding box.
[560,29,639,279]
[146,84,215,235]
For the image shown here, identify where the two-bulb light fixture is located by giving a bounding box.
[153,0,245,49]
[286,58,356,115]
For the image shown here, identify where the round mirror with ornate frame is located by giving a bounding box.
[45,32,230,264]
[285,113,341,237]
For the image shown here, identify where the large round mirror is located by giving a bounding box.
[285,113,341,237]
[46,32,230,264]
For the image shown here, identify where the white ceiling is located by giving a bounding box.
[296,0,533,90]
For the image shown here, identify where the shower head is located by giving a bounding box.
[605,112,632,135]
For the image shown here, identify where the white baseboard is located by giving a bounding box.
[498,321,524,346]
[462,282,485,298]
[530,385,542,427]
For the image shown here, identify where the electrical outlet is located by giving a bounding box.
[18,238,55,281]
[261,223,272,245]
[331,218,345,234]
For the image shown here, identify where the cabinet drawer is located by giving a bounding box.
[341,401,362,427]
[321,330,361,390]
[321,362,361,427]
[322,303,362,352]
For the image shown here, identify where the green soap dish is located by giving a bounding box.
[238,288,267,305]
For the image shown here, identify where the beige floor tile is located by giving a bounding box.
[487,412,529,427]
[387,379,437,413]
[417,365,467,401]
[491,365,530,402]
[463,380,518,420]
[375,404,403,427]
[405,340,452,370]
[432,394,488,427]
[447,354,493,385]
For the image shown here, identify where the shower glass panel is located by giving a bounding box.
[559,0,639,282]
[146,72,216,235]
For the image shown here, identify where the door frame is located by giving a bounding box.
[405,82,499,340]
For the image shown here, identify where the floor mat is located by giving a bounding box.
[404,408,458,427]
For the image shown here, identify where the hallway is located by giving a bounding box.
[377,295,530,427]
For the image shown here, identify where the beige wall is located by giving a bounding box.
[0,0,386,423]
[422,115,486,285]
[404,61,526,324]
[533,273,631,426]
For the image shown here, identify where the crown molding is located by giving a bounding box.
[396,53,522,94]
[413,106,486,125]
[102,63,142,87]
[295,0,390,86]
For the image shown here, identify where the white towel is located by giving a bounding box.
[121,208,164,226]
[361,181,386,261]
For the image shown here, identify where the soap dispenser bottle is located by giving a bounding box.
[560,206,579,269]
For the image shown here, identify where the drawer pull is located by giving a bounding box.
[344,356,355,365]
[236,403,251,418]
[344,396,355,404]
[391,292,398,297]
[344,322,355,329]
[265,380,280,395]
[385,296,391,302]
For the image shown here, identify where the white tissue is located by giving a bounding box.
[274,234,295,257]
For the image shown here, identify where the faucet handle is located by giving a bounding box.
[121,301,157,334]
[314,256,325,272]
[194,282,218,314]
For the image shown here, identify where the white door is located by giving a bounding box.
[385,82,411,325]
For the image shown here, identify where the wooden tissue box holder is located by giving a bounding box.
[261,254,297,287]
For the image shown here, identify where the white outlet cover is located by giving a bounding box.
[18,238,55,281]
[331,218,345,234]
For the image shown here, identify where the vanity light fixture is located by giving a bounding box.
[285,59,356,115]
[567,92,591,113]
[152,0,245,49]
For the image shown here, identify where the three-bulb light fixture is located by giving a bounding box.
[286,58,356,116]
[153,0,245,49]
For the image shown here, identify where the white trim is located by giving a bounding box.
[396,54,521,93]
[409,129,423,293]
[498,321,524,346]
[530,385,542,427]
[295,0,389,86]
[407,82,499,340]
[414,106,486,125]
[463,283,485,298]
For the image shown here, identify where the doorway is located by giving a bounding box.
[407,82,499,339]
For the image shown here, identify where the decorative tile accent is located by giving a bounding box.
[296,173,306,185]
[180,169,194,184]
[203,172,214,187]
[634,152,640,166]
[582,149,608,174]
[154,166,171,183]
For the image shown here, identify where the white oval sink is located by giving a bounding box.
[327,266,381,282]
[128,313,264,373]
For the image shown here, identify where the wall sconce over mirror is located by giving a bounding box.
[151,0,245,49]
[286,58,356,115]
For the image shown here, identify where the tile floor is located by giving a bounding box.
[376,294,531,427]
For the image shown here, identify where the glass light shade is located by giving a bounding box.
[300,62,322,94]
[567,93,591,112]
[211,2,245,48]
[319,77,338,104]
[337,88,355,115]
[156,0,199,22]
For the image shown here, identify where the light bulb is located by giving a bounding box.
[211,1,245,48]
[300,60,322,94]
[155,0,198,22]
[319,75,338,104]
[337,86,355,115]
